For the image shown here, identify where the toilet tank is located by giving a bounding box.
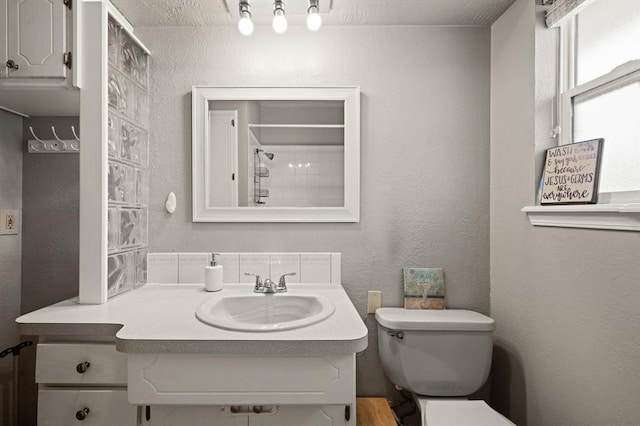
[375,308,494,396]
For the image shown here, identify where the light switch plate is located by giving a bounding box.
[367,290,382,314]
[0,209,19,235]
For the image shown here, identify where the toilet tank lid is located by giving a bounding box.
[375,308,495,331]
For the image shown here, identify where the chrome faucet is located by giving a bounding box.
[244,273,264,293]
[276,272,296,293]
[245,272,297,294]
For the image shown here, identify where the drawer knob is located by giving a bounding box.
[76,361,91,373]
[230,405,241,414]
[75,407,90,420]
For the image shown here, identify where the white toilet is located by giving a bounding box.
[375,308,514,426]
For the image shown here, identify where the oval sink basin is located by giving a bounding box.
[196,294,336,332]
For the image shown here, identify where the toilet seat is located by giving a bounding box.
[416,398,515,426]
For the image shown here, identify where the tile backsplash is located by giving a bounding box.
[147,252,341,285]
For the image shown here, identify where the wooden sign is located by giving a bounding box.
[541,138,604,205]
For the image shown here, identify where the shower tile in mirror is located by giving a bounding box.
[108,251,136,297]
[120,120,147,165]
[108,114,119,158]
[108,161,136,204]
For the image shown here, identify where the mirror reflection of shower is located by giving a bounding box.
[254,149,275,205]
[256,148,275,160]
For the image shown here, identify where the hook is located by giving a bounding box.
[50,126,69,151]
[71,125,80,141]
[28,126,46,145]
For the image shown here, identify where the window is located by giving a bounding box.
[523,0,640,231]
[575,0,640,86]
[561,0,640,198]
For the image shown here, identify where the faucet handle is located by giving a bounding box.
[277,272,297,290]
[244,273,263,291]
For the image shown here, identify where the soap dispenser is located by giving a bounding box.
[205,253,223,292]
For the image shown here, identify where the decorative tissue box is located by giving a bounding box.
[403,268,446,309]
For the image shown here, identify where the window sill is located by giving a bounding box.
[522,204,640,231]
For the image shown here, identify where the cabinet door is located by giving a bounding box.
[146,406,248,426]
[6,0,67,78]
[38,389,137,426]
[249,405,351,426]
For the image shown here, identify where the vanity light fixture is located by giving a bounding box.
[238,0,254,36]
[306,0,322,31]
[272,0,288,34]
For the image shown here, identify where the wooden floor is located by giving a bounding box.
[357,397,397,426]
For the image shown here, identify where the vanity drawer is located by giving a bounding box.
[36,343,127,385]
[38,389,136,426]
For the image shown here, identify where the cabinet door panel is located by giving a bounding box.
[147,406,247,426]
[7,0,67,78]
[38,389,137,426]
[249,405,350,426]
[128,353,355,405]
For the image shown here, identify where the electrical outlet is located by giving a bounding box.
[367,290,382,314]
[0,209,19,235]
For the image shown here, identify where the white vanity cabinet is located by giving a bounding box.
[35,340,138,426]
[129,353,356,425]
[17,285,368,426]
[146,405,349,426]
[2,0,71,79]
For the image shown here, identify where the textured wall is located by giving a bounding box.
[137,25,491,398]
[21,117,80,313]
[490,1,640,425]
[0,109,23,426]
[19,116,80,426]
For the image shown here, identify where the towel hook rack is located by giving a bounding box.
[27,125,80,153]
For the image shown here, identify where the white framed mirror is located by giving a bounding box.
[192,87,360,222]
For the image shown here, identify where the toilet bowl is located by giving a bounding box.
[417,399,514,426]
[375,308,514,426]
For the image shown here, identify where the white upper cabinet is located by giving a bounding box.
[5,0,69,78]
[0,0,79,115]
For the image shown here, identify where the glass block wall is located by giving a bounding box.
[106,17,149,297]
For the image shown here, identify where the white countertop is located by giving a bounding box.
[16,284,368,355]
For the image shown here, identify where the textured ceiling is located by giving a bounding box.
[110,0,517,27]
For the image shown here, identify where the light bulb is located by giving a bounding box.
[272,11,287,34]
[238,14,254,36]
[306,8,321,31]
